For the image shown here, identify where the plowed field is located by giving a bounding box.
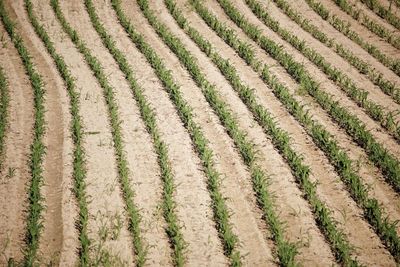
[0,0,400,266]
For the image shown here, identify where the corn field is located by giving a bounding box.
[0,0,399,266]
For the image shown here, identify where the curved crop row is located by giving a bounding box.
[166,0,359,265]
[0,66,9,171]
[333,0,400,49]
[50,0,147,264]
[190,0,400,262]
[134,0,299,265]
[24,0,91,264]
[305,0,400,77]
[109,0,245,266]
[245,0,400,142]
[0,2,46,265]
[359,0,400,30]
[215,0,400,196]
[271,0,400,105]
[84,0,193,265]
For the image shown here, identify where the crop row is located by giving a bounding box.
[167,0,360,265]
[305,0,400,77]
[333,0,400,49]
[245,0,400,142]
[0,66,8,171]
[23,0,97,264]
[135,0,302,265]
[110,0,246,265]
[191,0,400,262]
[271,0,400,105]
[50,0,147,264]
[0,2,46,265]
[359,0,400,30]
[215,0,400,196]
[84,0,191,265]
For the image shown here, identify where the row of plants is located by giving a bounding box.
[244,0,400,143]
[304,0,400,77]
[24,0,93,264]
[0,2,46,266]
[271,0,400,105]
[190,0,400,262]
[215,0,400,196]
[359,0,400,30]
[334,0,400,49]
[166,0,359,265]
[49,0,148,265]
[134,0,300,265]
[0,66,8,171]
[109,0,244,265]
[84,0,191,265]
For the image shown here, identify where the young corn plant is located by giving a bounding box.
[271,0,400,105]
[165,0,359,265]
[50,0,147,265]
[0,2,46,266]
[135,0,301,265]
[190,0,400,262]
[84,0,189,265]
[24,0,91,264]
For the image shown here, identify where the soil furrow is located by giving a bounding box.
[97,0,277,265]
[5,1,75,264]
[111,1,230,265]
[287,0,400,100]
[357,0,400,31]
[0,1,50,263]
[180,1,398,264]
[339,0,400,43]
[190,2,400,263]
[87,1,171,266]
[230,0,400,155]
[254,0,400,121]
[142,0,345,265]
[272,0,400,119]
[171,1,398,264]
[111,0,278,264]
[317,0,400,59]
[187,0,400,232]
[0,0,399,264]
[211,0,400,254]
[199,0,400,219]
[0,21,33,265]
[36,1,136,264]
[203,0,400,182]
[27,0,90,264]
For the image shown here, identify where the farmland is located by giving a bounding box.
[0,0,399,266]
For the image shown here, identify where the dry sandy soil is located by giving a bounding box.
[0,0,400,266]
